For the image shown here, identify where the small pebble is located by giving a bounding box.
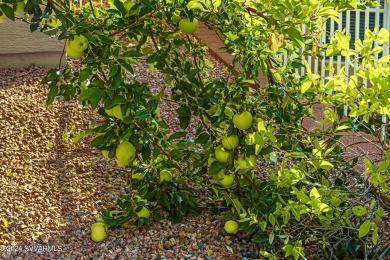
[197,241,205,250]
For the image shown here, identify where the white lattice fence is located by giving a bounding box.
[294,1,390,139]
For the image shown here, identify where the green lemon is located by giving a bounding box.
[90,222,108,242]
[224,220,238,234]
[221,135,239,150]
[233,111,253,130]
[116,141,136,163]
[136,207,150,219]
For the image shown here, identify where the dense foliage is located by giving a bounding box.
[1,0,389,258]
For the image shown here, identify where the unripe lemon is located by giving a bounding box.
[69,35,89,52]
[136,207,150,219]
[224,220,238,234]
[218,173,235,187]
[221,135,239,150]
[90,222,108,242]
[236,154,256,170]
[172,14,181,24]
[112,105,125,120]
[233,111,253,130]
[178,18,198,34]
[116,141,136,162]
[116,159,129,168]
[224,106,234,116]
[65,43,83,59]
[215,145,230,163]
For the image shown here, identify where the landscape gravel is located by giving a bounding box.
[0,55,262,259]
[1,44,389,259]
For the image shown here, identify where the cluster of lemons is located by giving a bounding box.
[211,111,255,187]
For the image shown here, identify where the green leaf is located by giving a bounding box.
[179,115,191,130]
[352,205,367,216]
[372,227,378,245]
[83,57,95,64]
[282,244,294,257]
[268,213,275,226]
[259,145,273,156]
[335,125,349,132]
[319,203,331,212]
[371,173,386,189]
[113,0,127,15]
[79,88,100,101]
[176,106,191,116]
[268,232,274,245]
[108,65,119,78]
[309,187,320,200]
[146,53,160,64]
[300,81,312,94]
[111,71,122,89]
[358,220,372,238]
[377,28,389,44]
[318,7,339,24]
[319,160,334,170]
[269,152,277,163]
[46,84,58,105]
[73,129,93,143]
[169,131,187,140]
[284,27,304,48]
[295,191,310,204]
[156,118,168,129]
[110,95,127,106]
[330,196,342,207]
[187,0,203,10]
[0,4,15,21]
[123,51,144,57]
[252,231,269,243]
[43,69,62,82]
[195,132,210,144]
[324,108,336,122]
[134,110,149,119]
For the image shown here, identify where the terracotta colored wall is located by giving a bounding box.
[0,20,65,68]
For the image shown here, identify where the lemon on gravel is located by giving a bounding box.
[90,222,108,242]
[224,220,238,234]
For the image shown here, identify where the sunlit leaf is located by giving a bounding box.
[358,220,372,238]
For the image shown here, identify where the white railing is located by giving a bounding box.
[305,2,390,80]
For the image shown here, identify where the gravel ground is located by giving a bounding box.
[0,57,262,259]
[1,51,389,259]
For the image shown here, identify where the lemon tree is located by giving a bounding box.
[3,0,390,257]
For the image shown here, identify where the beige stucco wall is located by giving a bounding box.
[0,20,66,68]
